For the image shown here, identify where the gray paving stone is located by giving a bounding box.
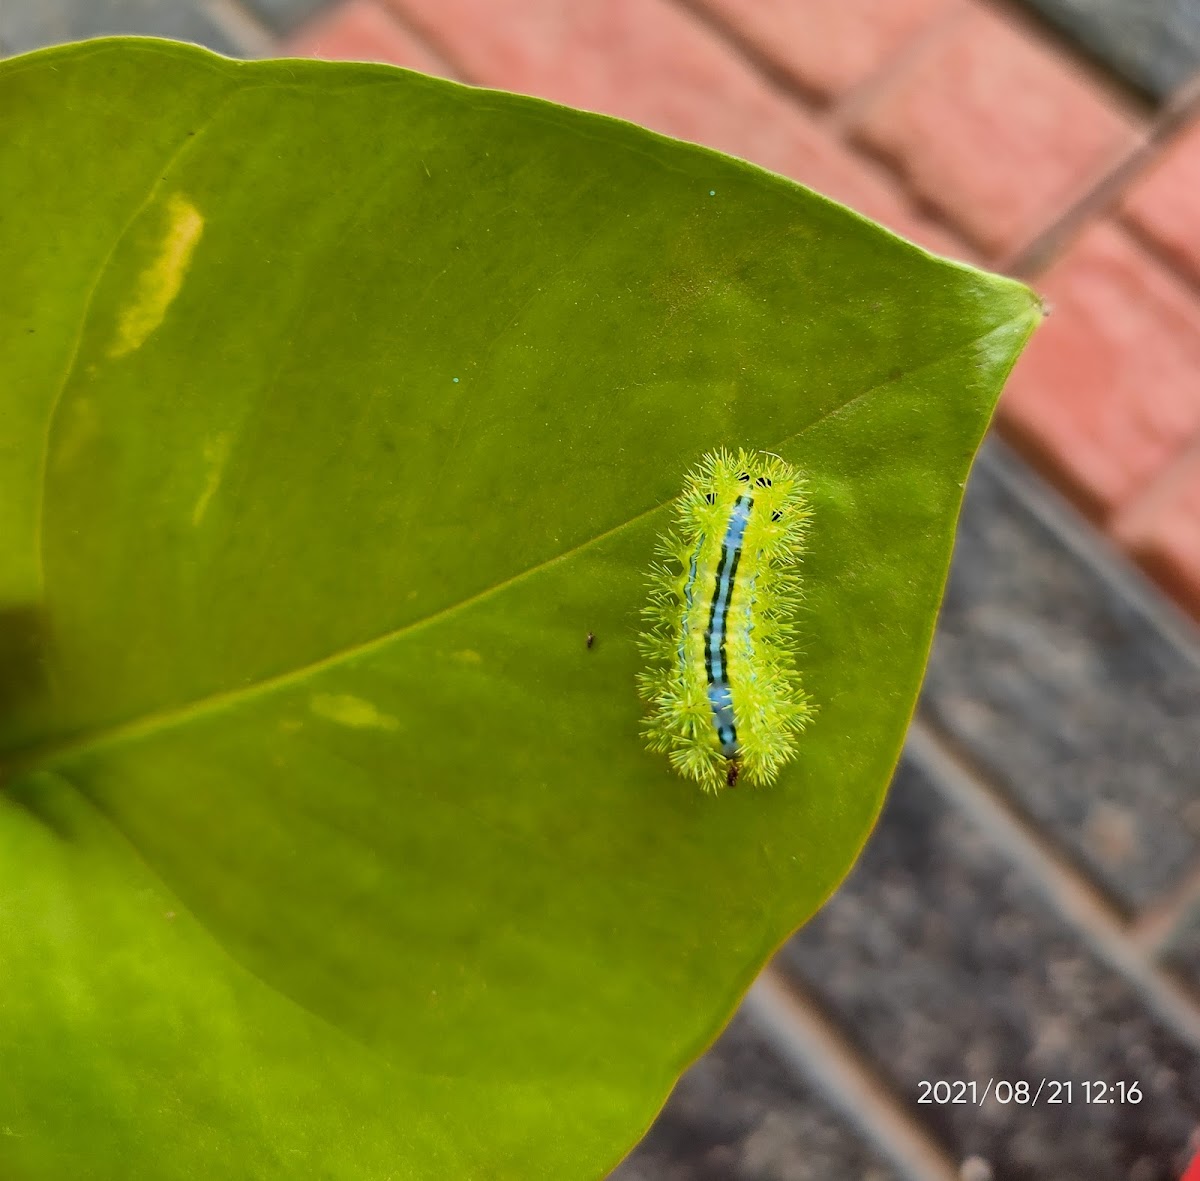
[0,0,241,58]
[1014,0,1200,99]
[921,442,1200,911]
[779,754,1200,1181]
[237,0,330,36]
[609,1013,903,1181]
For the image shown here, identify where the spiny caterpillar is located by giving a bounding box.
[638,449,814,792]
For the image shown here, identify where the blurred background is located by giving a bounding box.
[5,1,1200,1178]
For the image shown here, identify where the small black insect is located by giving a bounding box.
[726,760,741,788]
[586,632,595,650]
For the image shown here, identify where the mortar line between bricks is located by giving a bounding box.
[672,0,828,110]
[814,3,1009,258]
[976,0,1157,116]
[1009,86,1200,277]
[1165,68,1200,127]
[1117,209,1200,305]
[668,0,980,255]
[915,714,1136,914]
[906,719,1200,1052]
[745,970,961,1181]
[1112,428,1200,549]
[349,3,463,81]
[609,0,980,259]
[824,1,970,134]
[842,135,997,259]
[1007,141,1160,276]
[985,437,1200,663]
[379,0,477,84]
[1127,857,1200,960]
[200,0,276,58]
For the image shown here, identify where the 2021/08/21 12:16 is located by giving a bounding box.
[917,1079,1143,1105]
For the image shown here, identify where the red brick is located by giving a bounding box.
[1001,222,1200,513]
[1122,458,1200,616]
[852,3,1143,259]
[384,0,958,244]
[696,0,954,98]
[287,0,452,75]
[1122,118,1200,290]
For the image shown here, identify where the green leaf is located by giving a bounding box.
[0,37,1039,1180]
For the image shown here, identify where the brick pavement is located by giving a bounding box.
[4,1,1200,1178]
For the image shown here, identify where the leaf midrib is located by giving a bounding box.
[8,313,1030,779]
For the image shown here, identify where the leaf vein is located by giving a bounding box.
[14,314,1028,774]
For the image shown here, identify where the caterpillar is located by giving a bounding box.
[638,449,814,792]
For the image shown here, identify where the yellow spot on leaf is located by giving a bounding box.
[191,432,232,526]
[450,649,483,665]
[109,192,204,359]
[310,693,398,731]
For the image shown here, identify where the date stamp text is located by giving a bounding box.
[917,1080,1142,1106]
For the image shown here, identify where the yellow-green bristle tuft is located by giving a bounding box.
[638,449,815,793]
